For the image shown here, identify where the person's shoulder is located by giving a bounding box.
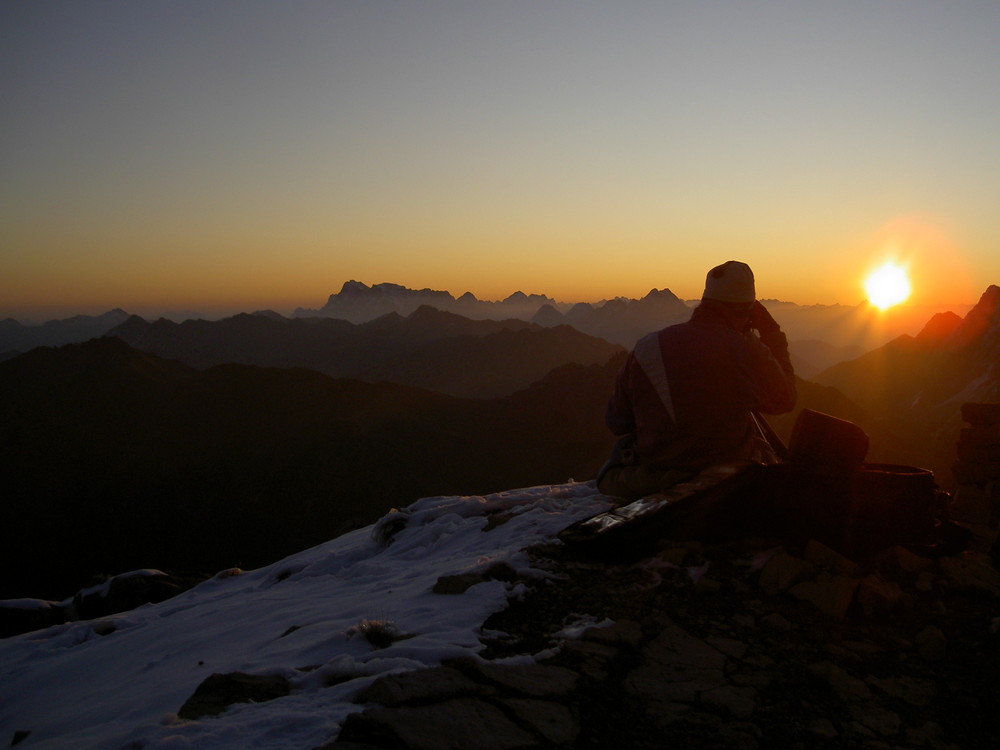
[635,326,678,353]
[636,329,662,347]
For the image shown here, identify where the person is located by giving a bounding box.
[597,260,796,500]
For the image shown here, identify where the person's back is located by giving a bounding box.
[598,261,796,500]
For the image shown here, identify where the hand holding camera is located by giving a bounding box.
[749,301,780,334]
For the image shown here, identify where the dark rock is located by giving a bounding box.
[1,570,207,638]
[356,667,489,707]
[330,520,1000,750]
[552,638,620,682]
[913,625,948,662]
[581,618,643,648]
[432,573,487,595]
[498,698,579,745]
[625,620,728,706]
[789,572,860,618]
[452,659,579,698]
[856,573,912,618]
[803,538,859,575]
[177,672,290,720]
[72,570,199,621]
[0,600,67,638]
[700,684,756,718]
[433,562,520,594]
[338,698,538,750]
[758,549,815,595]
[866,675,936,708]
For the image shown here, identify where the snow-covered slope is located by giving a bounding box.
[0,483,612,750]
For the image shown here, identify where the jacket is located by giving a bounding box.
[604,301,796,473]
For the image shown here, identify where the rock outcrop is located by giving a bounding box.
[0,569,207,638]
[318,407,1000,749]
[322,529,1000,750]
[950,402,1000,562]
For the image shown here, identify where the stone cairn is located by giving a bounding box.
[950,402,1000,555]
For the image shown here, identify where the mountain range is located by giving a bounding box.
[3,283,998,601]
[290,279,695,350]
[106,306,623,399]
[811,284,1000,478]
[292,280,973,352]
[4,282,956,378]
[0,337,624,600]
[293,280,563,324]
[0,308,130,359]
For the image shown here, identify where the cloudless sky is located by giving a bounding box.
[3,0,999,320]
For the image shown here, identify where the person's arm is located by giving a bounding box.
[747,302,796,413]
[749,302,793,374]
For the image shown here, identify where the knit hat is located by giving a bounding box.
[703,261,755,303]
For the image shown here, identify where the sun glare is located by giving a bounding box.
[864,262,911,310]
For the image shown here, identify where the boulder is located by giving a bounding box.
[0,599,67,638]
[178,672,290,720]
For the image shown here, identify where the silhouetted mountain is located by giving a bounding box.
[530,302,565,328]
[296,281,693,348]
[291,280,963,358]
[762,299,976,352]
[534,288,691,348]
[294,280,561,323]
[812,285,1000,480]
[0,308,130,359]
[0,338,625,599]
[816,286,1000,411]
[107,307,623,398]
[915,311,963,344]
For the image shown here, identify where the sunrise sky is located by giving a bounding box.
[3,1,999,321]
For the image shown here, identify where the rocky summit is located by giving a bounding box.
[315,529,999,750]
[317,405,1000,749]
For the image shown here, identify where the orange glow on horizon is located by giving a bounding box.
[857,214,973,308]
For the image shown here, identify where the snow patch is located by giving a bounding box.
[555,614,615,639]
[0,482,612,750]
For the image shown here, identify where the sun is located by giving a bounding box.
[864,262,912,310]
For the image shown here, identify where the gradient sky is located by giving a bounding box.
[3,1,999,320]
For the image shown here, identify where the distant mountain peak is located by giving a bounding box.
[916,311,962,343]
[339,280,372,295]
[531,303,565,328]
[406,305,467,324]
[946,284,1000,349]
[976,284,1000,316]
[326,281,455,308]
[642,288,682,302]
[373,282,408,294]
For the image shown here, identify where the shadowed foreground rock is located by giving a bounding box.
[315,527,1000,750]
[312,406,1000,749]
[0,569,208,638]
[145,404,1000,748]
[178,672,291,720]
